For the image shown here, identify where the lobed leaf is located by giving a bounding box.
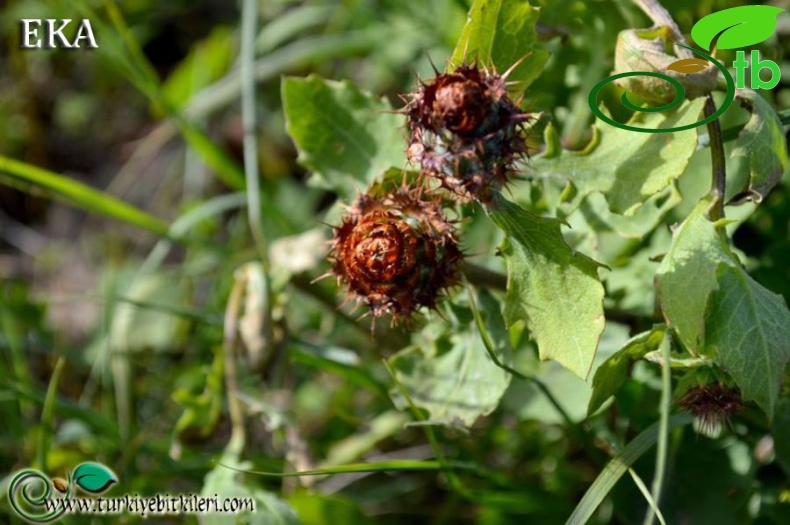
[486,197,605,380]
[533,99,705,216]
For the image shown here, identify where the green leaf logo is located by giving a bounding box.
[691,6,784,51]
[72,463,117,494]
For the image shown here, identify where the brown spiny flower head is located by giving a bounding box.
[403,63,531,202]
[329,185,462,323]
[678,383,741,436]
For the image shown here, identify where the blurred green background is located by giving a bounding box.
[2,0,790,523]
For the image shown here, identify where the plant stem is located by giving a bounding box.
[643,332,672,525]
[241,0,276,373]
[705,94,726,220]
[460,261,507,291]
[36,356,66,471]
[242,0,267,264]
[223,274,248,453]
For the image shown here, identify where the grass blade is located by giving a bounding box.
[221,459,478,477]
[565,414,693,525]
[0,155,169,236]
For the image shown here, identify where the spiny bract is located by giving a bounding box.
[678,383,741,436]
[328,185,462,323]
[403,63,531,203]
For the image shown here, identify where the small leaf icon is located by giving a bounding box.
[691,6,784,51]
[667,58,710,74]
[72,463,117,494]
[52,478,69,493]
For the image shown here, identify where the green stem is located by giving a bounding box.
[241,0,275,373]
[36,357,66,470]
[460,262,507,291]
[705,94,727,220]
[643,332,672,525]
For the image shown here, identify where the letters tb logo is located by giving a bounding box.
[691,6,783,90]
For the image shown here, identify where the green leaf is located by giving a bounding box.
[450,0,549,89]
[282,75,405,201]
[730,89,788,203]
[387,298,512,427]
[575,186,681,239]
[532,99,705,215]
[486,197,605,379]
[0,155,169,236]
[691,6,784,51]
[72,462,117,494]
[655,199,732,355]
[588,325,666,415]
[655,199,790,417]
[705,265,790,417]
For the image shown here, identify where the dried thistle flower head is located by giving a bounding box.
[403,63,531,202]
[329,185,462,324]
[678,383,741,437]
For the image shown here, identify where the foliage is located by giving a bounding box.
[2,0,790,524]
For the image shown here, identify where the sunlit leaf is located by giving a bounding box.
[450,0,549,89]
[656,199,790,417]
[655,199,732,354]
[486,196,605,379]
[532,99,705,216]
[0,155,169,236]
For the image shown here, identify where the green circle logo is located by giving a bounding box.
[587,45,735,134]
